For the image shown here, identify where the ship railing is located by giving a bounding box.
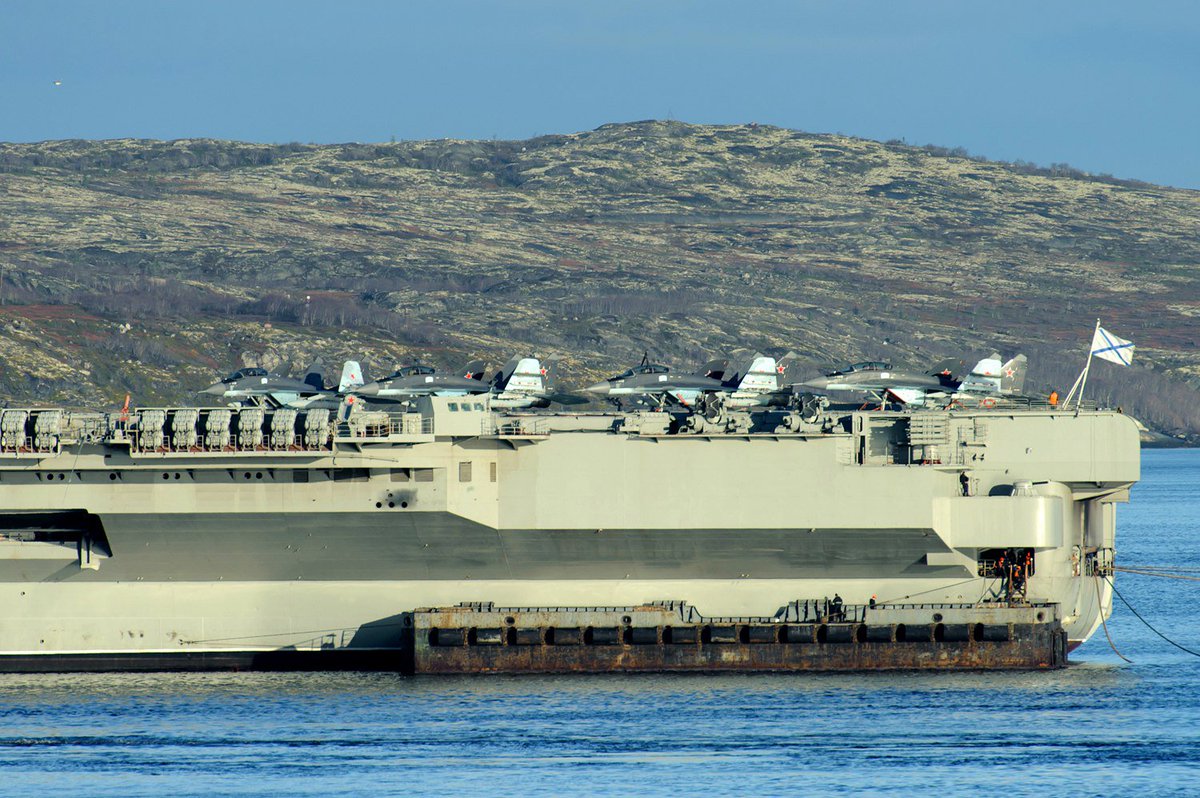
[927,397,1101,412]
[483,417,549,437]
[446,600,1055,627]
[337,412,432,440]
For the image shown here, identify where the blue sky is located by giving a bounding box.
[3,1,1198,188]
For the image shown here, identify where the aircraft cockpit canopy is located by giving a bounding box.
[226,367,269,382]
[609,362,669,380]
[388,364,437,379]
[837,361,891,375]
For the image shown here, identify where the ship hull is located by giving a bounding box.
[0,402,1139,671]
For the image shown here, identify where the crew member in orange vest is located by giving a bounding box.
[1048,389,1059,408]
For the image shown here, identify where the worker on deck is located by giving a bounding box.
[1048,389,1059,409]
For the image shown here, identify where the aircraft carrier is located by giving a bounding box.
[0,396,1138,672]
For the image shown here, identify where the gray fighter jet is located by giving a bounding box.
[799,354,1027,406]
[584,354,730,409]
[201,360,366,409]
[202,363,324,407]
[353,360,490,401]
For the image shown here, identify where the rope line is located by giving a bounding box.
[1094,576,1131,663]
[1106,576,1200,659]
[876,576,981,607]
[1115,567,1200,582]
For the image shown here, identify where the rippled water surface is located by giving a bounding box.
[1,450,1198,796]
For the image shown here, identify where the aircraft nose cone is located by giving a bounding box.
[583,382,610,395]
[200,382,228,396]
[799,378,829,391]
[354,382,380,396]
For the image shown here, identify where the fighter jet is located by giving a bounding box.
[488,356,589,409]
[799,354,1027,406]
[352,359,490,401]
[201,360,366,408]
[584,354,729,409]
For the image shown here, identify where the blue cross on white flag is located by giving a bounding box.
[1091,326,1134,366]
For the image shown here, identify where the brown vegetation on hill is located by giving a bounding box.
[0,121,1198,436]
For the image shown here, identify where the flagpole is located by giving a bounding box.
[1063,319,1099,408]
[1075,316,1099,408]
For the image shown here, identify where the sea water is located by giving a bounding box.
[0,450,1197,797]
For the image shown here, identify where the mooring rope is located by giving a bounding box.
[1106,576,1200,659]
[1115,567,1200,582]
[1094,575,1132,663]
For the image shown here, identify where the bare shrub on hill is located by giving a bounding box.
[71,280,238,319]
[97,334,182,367]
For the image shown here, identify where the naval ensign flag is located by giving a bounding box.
[1091,326,1135,366]
[1064,321,1135,408]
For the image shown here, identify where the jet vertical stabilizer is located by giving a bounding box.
[461,360,488,381]
[339,361,366,393]
[695,358,729,381]
[490,355,566,409]
[734,355,782,393]
[303,361,327,392]
[1000,354,1028,395]
[502,357,546,394]
[958,353,1003,393]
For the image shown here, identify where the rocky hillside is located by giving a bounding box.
[1,121,1198,436]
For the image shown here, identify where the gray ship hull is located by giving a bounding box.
[0,400,1139,670]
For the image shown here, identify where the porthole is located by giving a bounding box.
[244,472,252,480]
[109,473,118,481]
[400,501,409,509]
[387,502,395,508]
[255,472,263,480]
[162,473,170,480]
[375,502,383,509]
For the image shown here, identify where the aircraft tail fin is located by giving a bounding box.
[498,356,547,394]
[461,360,488,381]
[959,352,1008,393]
[696,357,728,381]
[775,351,801,383]
[338,361,365,393]
[972,353,1003,378]
[491,356,522,390]
[1001,354,1028,394]
[540,355,561,390]
[735,354,782,392]
[302,360,327,392]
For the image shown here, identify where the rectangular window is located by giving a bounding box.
[291,470,309,483]
[459,461,472,482]
[390,468,410,482]
[474,403,485,412]
[414,468,435,483]
[328,468,369,482]
[448,402,459,412]
[489,462,497,483]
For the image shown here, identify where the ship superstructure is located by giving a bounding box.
[0,398,1138,671]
